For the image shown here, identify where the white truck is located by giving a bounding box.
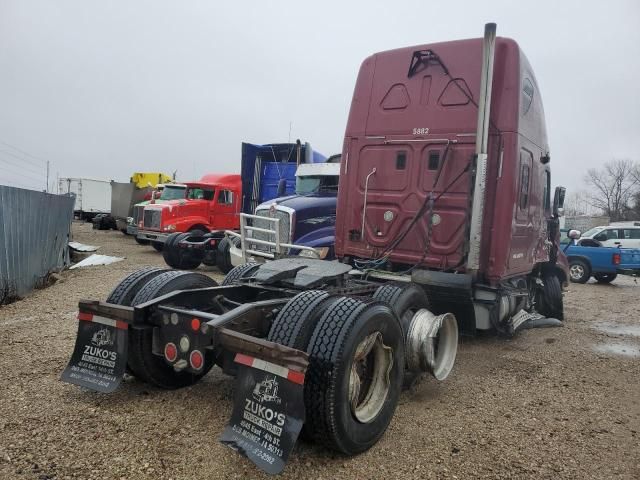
[58,177,111,220]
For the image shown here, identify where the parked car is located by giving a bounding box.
[580,224,640,248]
[563,230,640,283]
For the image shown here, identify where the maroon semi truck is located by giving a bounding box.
[62,24,567,474]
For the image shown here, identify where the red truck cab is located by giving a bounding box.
[137,174,241,247]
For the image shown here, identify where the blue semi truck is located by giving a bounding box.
[162,142,339,272]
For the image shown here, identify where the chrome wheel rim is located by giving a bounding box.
[570,264,584,280]
[348,332,393,424]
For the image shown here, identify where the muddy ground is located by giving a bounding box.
[0,222,638,479]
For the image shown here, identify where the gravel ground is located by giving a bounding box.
[0,222,639,479]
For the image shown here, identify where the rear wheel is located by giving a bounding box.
[106,267,168,374]
[373,283,429,388]
[221,262,260,285]
[594,273,617,284]
[304,297,404,455]
[536,274,564,319]
[569,259,590,283]
[129,271,218,389]
[162,233,202,270]
[216,237,240,274]
[151,241,164,252]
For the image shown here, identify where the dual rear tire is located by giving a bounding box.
[106,268,218,389]
[268,291,404,455]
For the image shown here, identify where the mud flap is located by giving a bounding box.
[220,353,305,475]
[60,312,128,393]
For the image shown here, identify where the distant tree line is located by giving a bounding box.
[566,159,640,222]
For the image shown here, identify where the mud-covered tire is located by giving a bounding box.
[221,262,260,285]
[536,274,564,319]
[128,271,218,389]
[216,237,240,274]
[304,297,404,455]
[134,236,150,245]
[151,241,164,252]
[162,233,201,270]
[569,259,590,284]
[594,273,617,284]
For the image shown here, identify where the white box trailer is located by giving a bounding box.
[58,177,111,220]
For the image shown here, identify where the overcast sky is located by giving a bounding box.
[1,0,638,194]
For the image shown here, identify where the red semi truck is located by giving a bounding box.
[136,174,241,251]
[63,25,568,474]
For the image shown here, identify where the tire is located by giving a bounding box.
[594,273,617,284]
[373,283,430,388]
[162,233,201,270]
[267,291,334,350]
[106,267,169,374]
[221,262,260,285]
[106,267,169,306]
[128,271,218,389]
[216,237,238,274]
[151,241,164,252]
[569,259,590,283]
[305,297,404,455]
[536,274,564,320]
[134,236,150,245]
[373,283,429,336]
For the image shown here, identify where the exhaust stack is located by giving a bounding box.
[467,23,497,273]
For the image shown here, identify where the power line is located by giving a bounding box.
[0,140,48,165]
[0,148,48,172]
[0,162,46,184]
[0,151,46,175]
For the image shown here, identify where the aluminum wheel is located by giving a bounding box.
[348,331,393,424]
[569,264,585,281]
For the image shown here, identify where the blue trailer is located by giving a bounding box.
[240,141,326,215]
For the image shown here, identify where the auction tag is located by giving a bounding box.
[60,312,128,393]
[220,354,305,475]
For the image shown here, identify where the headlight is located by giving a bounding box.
[163,224,177,232]
[298,247,329,259]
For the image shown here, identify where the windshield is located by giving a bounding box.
[159,186,186,200]
[582,226,605,238]
[295,175,339,195]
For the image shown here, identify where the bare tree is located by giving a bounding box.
[564,190,599,217]
[584,159,640,222]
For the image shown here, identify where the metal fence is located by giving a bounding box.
[0,186,75,304]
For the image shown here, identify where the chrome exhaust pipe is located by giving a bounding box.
[467,22,497,273]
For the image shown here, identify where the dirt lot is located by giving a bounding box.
[0,222,639,480]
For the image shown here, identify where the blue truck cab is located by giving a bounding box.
[563,230,640,283]
[227,157,341,266]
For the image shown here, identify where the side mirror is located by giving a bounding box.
[568,229,581,240]
[553,186,566,218]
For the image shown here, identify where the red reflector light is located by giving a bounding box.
[191,318,201,331]
[190,350,204,370]
[164,342,178,363]
[613,253,621,265]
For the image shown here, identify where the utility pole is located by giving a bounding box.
[46,161,50,192]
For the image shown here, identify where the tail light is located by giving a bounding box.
[613,253,621,265]
[164,342,178,363]
[189,350,204,370]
